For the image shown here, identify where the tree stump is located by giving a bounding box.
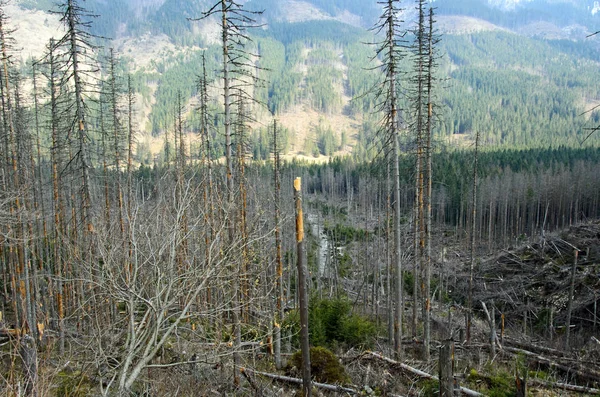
[20,334,37,397]
[439,339,455,396]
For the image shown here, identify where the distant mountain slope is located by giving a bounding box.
[6,0,600,163]
[436,0,600,38]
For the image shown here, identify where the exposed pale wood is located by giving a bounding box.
[481,301,500,356]
[503,346,600,383]
[529,378,600,395]
[365,352,483,396]
[439,341,455,396]
[244,368,358,394]
[0,327,21,337]
[504,337,568,358]
[294,177,311,397]
[565,250,578,350]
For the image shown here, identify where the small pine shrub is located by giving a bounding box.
[467,367,516,397]
[55,371,92,397]
[283,296,378,349]
[419,379,440,397]
[289,346,350,384]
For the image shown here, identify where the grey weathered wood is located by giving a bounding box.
[515,359,527,397]
[565,250,578,350]
[244,368,358,394]
[528,378,600,395]
[294,177,311,397]
[481,301,497,357]
[439,340,454,396]
[503,346,600,383]
[20,334,37,397]
[366,352,483,396]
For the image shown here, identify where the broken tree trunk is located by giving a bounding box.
[241,368,262,397]
[504,337,569,358]
[439,340,455,396]
[243,368,358,394]
[365,352,483,396]
[515,361,528,397]
[565,250,578,350]
[294,177,311,397]
[503,346,600,383]
[20,334,37,397]
[528,378,600,395]
[481,301,499,357]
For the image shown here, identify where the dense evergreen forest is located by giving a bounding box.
[1,0,600,396]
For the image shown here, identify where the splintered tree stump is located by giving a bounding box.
[439,340,455,396]
[515,376,526,397]
[20,334,37,397]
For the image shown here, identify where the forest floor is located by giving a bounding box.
[2,222,599,396]
[223,221,600,396]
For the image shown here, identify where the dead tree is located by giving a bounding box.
[439,340,455,397]
[424,4,441,362]
[467,129,480,343]
[193,2,263,385]
[410,0,426,344]
[565,250,578,350]
[295,177,311,397]
[272,117,284,370]
[193,0,263,242]
[371,0,406,359]
[55,0,100,239]
[107,48,126,248]
[43,38,67,354]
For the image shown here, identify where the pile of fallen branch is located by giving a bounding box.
[472,222,600,332]
[242,351,484,396]
[502,337,600,388]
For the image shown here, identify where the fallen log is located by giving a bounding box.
[242,368,359,394]
[503,346,600,383]
[504,337,600,367]
[241,368,262,396]
[504,337,569,358]
[529,378,600,395]
[364,352,484,397]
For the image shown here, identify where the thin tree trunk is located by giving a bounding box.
[467,130,480,343]
[294,178,311,397]
[423,6,435,362]
[439,340,455,397]
[273,118,284,370]
[565,250,578,350]
[48,39,65,354]
[385,0,404,360]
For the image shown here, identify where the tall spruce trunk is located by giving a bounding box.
[273,118,284,370]
[423,6,435,362]
[48,39,66,354]
[387,0,404,359]
[294,178,311,397]
[467,130,480,343]
[67,0,93,238]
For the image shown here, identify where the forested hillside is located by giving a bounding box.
[1,0,600,396]
[11,0,600,157]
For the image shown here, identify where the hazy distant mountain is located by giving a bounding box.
[14,0,599,39]
[7,0,600,157]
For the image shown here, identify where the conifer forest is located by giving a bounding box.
[0,0,600,395]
